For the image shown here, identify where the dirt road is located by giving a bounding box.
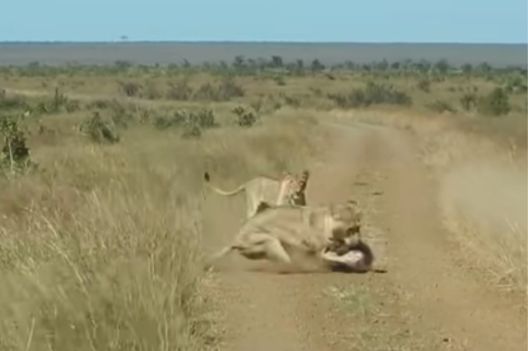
[203,120,527,351]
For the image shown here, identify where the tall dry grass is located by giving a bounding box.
[0,109,324,350]
[332,109,527,292]
[440,160,527,290]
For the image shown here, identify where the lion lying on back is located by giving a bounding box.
[203,170,309,219]
[207,199,375,273]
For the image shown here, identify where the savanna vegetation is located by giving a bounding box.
[0,55,526,350]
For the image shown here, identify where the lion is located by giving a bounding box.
[203,170,309,219]
[206,199,375,273]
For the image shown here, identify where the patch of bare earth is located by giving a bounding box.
[203,120,527,351]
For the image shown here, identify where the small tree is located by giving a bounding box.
[232,55,245,70]
[271,55,283,68]
[80,112,120,143]
[461,63,473,75]
[310,59,325,72]
[476,62,491,75]
[0,115,34,174]
[434,59,450,75]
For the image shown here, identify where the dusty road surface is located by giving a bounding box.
[202,120,527,351]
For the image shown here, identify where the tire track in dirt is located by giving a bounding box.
[204,120,526,351]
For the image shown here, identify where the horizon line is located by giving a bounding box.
[0,40,526,45]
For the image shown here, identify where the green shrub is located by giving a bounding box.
[80,112,120,143]
[233,105,258,127]
[460,93,477,111]
[154,109,216,133]
[505,75,528,94]
[477,88,511,116]
[328,82,412,108]
[189,109,216,129]
[0,115,35,175]
[154,110,187,130]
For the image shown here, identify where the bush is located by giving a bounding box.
[364,82,411,105]
[477,88,511,117]
[505,76,528,94]
[328,82,412,108]
[0,92,29,111]
[65,99,81,113]
[0,115,35,175]
[143,81,162,100]
[217,77,244,100]
[273,76,286,86]
[51,87,68,112]
[417,79,431,93]
[328,90,366,108]
[427,100,457,113]
[193,82,218,101]
[193,78,244,101]
[79,112,120,143]
[154,110,187,130]
[188,109,217,129]
[166,79,193,100]
[154,109,216,134]
[109,101,137,129]
[282,94,301,108]
[460,93,477,111]
[233,105,258,127]
[118,81,142,97]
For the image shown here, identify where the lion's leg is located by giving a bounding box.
[275,176,291,206]
[237,233,292,264]
[205,246,236,271]
[246,200,256,219]
[260,234,292,264]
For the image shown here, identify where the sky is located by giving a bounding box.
[1,0,526,43]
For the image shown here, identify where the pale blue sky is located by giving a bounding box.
[2,0,526,43]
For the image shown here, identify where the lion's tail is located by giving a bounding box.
[203,172,246,196]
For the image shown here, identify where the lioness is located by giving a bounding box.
[203,170,309,219]
[207,199,374,272]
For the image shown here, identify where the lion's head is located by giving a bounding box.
[327,199,363,247]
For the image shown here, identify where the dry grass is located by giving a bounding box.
[0,108,323,350]
[440,160,527,291]
[333,109,527,292]
[1,66,526,347]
